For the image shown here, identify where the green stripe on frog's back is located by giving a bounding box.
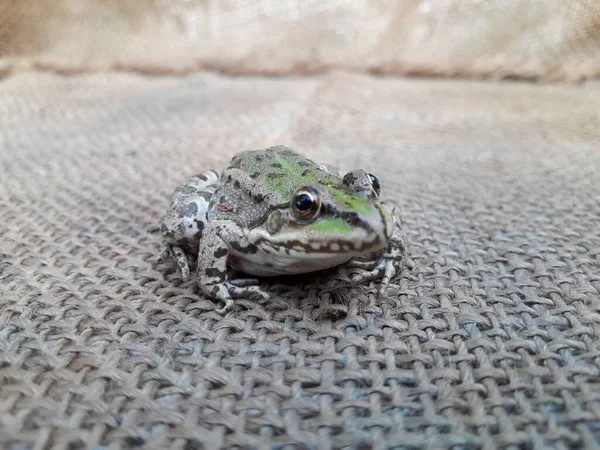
[237,148,377,217]
[271,154,339,197]
[273,152,378,218]
[327,188,377,218]
[241,149,338,200]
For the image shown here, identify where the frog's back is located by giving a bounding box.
[229,146,341,204]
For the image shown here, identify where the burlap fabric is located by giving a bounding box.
[1,0,600,82]
[2,71,600,448]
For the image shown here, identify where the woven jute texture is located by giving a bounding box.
[1,0,600,82]
[2,71,600,449]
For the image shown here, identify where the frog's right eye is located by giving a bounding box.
[367,173,381,197]
[291,187,321,221]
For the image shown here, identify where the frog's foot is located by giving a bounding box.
[349,242,404,295]
[155,243,190,281]
[350,257,399,295]
[198,220,273,313]
[204,281,270,314]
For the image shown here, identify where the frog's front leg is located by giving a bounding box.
[347,202,406,294]
[198,220,270,314]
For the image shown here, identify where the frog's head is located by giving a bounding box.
[257,170,393,259]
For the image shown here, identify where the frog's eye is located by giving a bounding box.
[368,173,381,197]
[291,187,321,221]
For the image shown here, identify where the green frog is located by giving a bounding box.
[157,145,405,313]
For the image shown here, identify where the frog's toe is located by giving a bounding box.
[168,245,190,281]
[154,243,171,263]
[377,259,398,296]
[204,281,270,313]
[350,263,384,284]
[204,283,234,312]
[179,264,190,282]
[350,258,399,295]
[214,298,235,314]
[228,284,270,300]
[155,243,192,281]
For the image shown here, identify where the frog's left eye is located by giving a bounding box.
[368,173,381,197]
[291,187,321,221]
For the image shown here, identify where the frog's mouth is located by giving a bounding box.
[252,228,387,257]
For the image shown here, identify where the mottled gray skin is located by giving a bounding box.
[157,145,405,313]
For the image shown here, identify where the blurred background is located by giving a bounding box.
[2,0,600,81]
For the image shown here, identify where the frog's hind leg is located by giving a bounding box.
[157,170,221,280]
[197,220,270,314]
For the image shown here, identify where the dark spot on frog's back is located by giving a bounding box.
[301,169,310,176]
[213,247,228,258]
[271,162,282,168]
[250,172,260,179]
[268,173,285,179]
[234,180,241,189]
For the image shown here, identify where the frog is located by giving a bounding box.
[156,145,405,313]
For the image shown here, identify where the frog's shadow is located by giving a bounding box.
[157,256,382,320]
[245,268,371,319]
